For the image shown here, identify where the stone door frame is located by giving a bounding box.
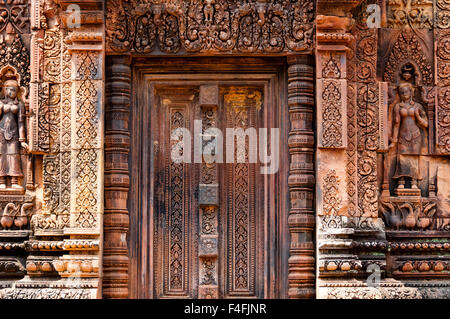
[104,54,315,298]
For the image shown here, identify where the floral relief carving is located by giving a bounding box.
[198,93,219,298]
[354,23,377,84]
[0,0,30,35]
[322,170,342,216]
[379,199,448,231]
[200,257,216,285]
[0,200,33,230]
[343,23,378,219]
[346,83,357,216]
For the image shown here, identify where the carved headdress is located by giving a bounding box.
[2,69,19,88]
[398,82,414,97]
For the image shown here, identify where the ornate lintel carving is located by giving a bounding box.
[106,0,315,55]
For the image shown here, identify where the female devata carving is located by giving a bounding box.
[0,72,27,189]
[389,82,428,190]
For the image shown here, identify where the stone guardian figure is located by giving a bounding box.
[389,82,428,191]
[0,71,28,189]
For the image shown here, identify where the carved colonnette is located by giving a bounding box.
[316,2,388,298]
[315,9,353,291]
[435,0,450,30]
[286,55,315,298]
[103,55,130,299]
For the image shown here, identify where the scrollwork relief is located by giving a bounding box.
[435,0,450,29]
[354,23,377,84]
[436,86,450,154]
[356,83,379,217]
[319,80,345,148]
[435,30,450,155]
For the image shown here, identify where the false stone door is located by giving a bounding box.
[151,84,266,299]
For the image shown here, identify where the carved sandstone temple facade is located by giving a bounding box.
[0,0,448,299]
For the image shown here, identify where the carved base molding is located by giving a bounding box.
[319,280,450,299]
[0,277,98,299]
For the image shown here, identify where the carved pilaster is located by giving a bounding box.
[315,2,390,298]
[287,55,315,299]
[27,0,105,298]
[103,55,131,299]
[315,15,353,222]
[436,0,450,29]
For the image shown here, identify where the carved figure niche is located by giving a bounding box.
[380,63,442,231]
[388,64,428,195]
[390,82,428,193]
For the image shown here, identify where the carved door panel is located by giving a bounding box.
[151,85,265,299]
[152,88,198,298]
